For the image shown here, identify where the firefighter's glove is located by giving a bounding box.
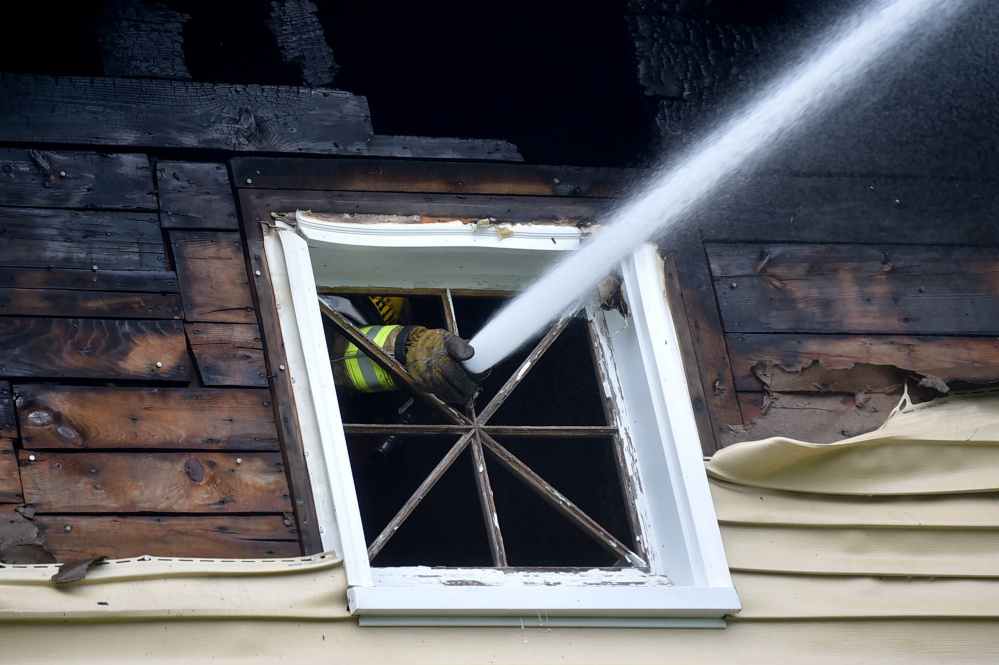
[405,327,479,404]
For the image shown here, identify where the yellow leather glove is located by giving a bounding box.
[405,327,479,404]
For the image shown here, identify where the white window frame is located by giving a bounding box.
[262,211,739,627]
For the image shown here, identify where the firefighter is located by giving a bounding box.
[322,295,480,405]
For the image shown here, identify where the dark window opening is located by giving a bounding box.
[321,289,642,569]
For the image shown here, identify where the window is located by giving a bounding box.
[263,211,739,627]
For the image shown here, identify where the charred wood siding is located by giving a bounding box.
[0,152,307,563]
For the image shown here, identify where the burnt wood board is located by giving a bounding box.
[231,157,630,197]
[156,161,239,230]
[0,288,182,319]
[709,243,999,335]
[171,231,256,324]
[0,150,156,210]
[0,75,373,154]
[728,333,999,392]
[0,207,165,271]
[37,515,300,560]
[185,323,268,387]
[0,382,15,439]
[0,318,189,382]
[240,190,322,554]
[19,451,292,513]
[236,188,613,225]
[16,385,279,451]
[0,439,22,503]
[0,268,177,293]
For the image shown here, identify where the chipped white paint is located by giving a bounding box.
[27,411,52,426]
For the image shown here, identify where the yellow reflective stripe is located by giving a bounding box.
[343,326,399,393]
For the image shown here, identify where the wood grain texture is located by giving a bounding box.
[36,515,300,560]
[185,323,268,387]
[156,161,239,229]
[728,334,999,392]
[362,135,522,162]
[0,150,155,210]
[670,233,743,453]
[0,75,373,153]
[231,157,631,197]
[0,382,15,439]
[709,243,999,335]
[0,268,177,293]
[0,439,23,503]
[0,318,189,382]
[171,231,256,323]
[240,191,322,554]
[19,451,291,513]
[726,392,898,446]
[0,288,182,319]
[16,385,279,451]
[0,207,165,271]
[267,0,338,88]
[236,189,611,225]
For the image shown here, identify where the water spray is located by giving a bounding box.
[462,0,973,375]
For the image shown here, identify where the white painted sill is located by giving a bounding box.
[263,212,739,627]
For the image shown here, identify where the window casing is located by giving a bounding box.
[263,211,739,627]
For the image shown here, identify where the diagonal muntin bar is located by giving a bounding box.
[474,309,577,425]
[478,430,646,568]
[367,430,475,561]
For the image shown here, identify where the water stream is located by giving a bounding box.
[463,0,973,374]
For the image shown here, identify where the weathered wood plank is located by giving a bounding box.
[0,75,374,153]
[698,174,999,246]
[19,451,291,513]
[709,243,999,335]
[0,319,189,382]
[0,288,183,319]
[0,439,23,503]
[669,233,743,453]
[171,232,256,324]
[726,392,898,446]
[662,254,715,455]
[231,157,631,197]
[0,268,177,293]
[16,386,279,451]
[185,323,268,387]
[156,162,239,230]
[728,334,999,392]
[362,135,522,162]
[0,382,15,439]
[95,0,191,80]
[36,515,300,560]
[0,207,165,271]
[0,150,155,210]
[236,188,612,225]
[240,190,323,554]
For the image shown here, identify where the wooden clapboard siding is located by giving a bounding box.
[0,288,182,319]
[19,451,291,513]
[727,333,999,391]
[0,207,166,271]
[0,382,15,439]
[0,268,178,293]
[362,135,521,161]
[0,318,189,381]
[708,243,999,335]
[171,231,256,324]
[0,439,23,503]
[0,75,374,154]
[232,156,629,197]
[237,188,610,225]
[36,515,300,560]
[0,150,156,210]
[729,392,900,444]
[185,323,268,387]
[156,161,239,230]
[16,386,279,451]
